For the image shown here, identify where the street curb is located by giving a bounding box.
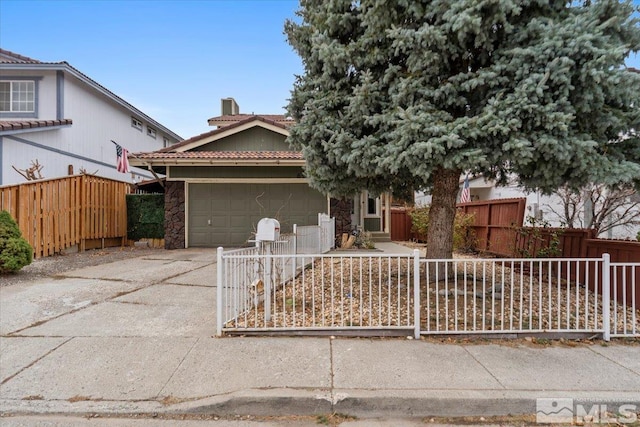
[2,390,638,418]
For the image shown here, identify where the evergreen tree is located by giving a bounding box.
[285,0,640,259]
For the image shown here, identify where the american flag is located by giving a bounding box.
[114,142,129,173]
[460,175,471,203]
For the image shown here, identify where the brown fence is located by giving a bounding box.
[390,207,413,241]
[391,198,527,247]
[0,175,129,258]
[458,198,527,255]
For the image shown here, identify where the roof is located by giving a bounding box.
[0,119,72,134]
[133,151,303,161]
[208,113,295,128]
[129,116,303,167]
[0,49,182,141]
[157,115,289,153]
[0,49,40,63]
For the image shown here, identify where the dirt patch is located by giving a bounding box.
[1,246,164,288]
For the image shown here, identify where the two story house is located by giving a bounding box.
[0,49,182,186]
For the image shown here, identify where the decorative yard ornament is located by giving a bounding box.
[12,159,44,181]
[285,0,640,260]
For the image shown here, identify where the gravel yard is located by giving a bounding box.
[228,247,640,336]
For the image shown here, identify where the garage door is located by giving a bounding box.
[188,183,327,247]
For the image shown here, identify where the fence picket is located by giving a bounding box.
[0,175,128,258]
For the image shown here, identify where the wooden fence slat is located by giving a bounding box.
[0,175,128,258]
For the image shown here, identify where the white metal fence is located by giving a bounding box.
[294,213,335,254]
[216,249,639,340]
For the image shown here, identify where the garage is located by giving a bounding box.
[188,182,327,247]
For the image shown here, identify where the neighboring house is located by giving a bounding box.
[417,175,638,239]
[0,49,182,186]
[130,98,391,248]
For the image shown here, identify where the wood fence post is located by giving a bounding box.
[79,175,86,252]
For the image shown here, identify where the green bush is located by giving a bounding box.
[408,206,477,252]
[0,210,33,274]
[126,194,164,240]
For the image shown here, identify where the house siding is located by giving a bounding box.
[194,127,290,152]
[1,69,180,185]
[170,166,303,179]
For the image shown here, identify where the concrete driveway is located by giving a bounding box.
[0,248,217,338]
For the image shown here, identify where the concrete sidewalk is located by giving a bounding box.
[1,244,639,421]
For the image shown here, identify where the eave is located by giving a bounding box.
[0,62,182,141]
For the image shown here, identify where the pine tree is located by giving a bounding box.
[285,0,640,259]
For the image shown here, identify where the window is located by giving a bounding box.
[147,126,157,139]
[131,117,143,130]
[163,137,169,147]
[0,80,35,112]
[365,192,380,216]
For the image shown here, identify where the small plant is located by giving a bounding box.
[637,230,640,242]
[357,230,376,249]
[0,210,33,274]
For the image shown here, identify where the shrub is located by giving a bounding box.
[515,216,562,258]
[409,206,477,252]
[0,210,33,274]
[126,194,164,240]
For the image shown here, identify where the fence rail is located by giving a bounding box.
[0,175,129,258]
[217,248,639,339]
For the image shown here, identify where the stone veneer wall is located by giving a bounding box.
[330,197,352,244]
[164,181,185,249]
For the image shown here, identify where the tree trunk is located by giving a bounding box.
[426,167,462,260]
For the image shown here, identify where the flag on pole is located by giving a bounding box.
[460,175,471,203]
[113,141,130,173]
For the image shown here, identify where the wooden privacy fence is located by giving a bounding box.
[0,175,129,258]
[458,198,527,255]
[515,229,640,308]
[391,198,527,249]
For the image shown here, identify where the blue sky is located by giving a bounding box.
[1,0,639,139]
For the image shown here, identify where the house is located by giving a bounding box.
[130,98,391,248]
[416,175,639,239]
[0,49,182,186]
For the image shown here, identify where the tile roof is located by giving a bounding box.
[0,119,73,132]
[132,151,303,161]
[158,115,288,152]
[208,113,295,127]
[0,49,41,63]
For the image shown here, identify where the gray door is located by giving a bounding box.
[188,183,327,247]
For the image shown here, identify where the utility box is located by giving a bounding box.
[256,218,280,241]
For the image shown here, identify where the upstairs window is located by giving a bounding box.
[0,80,35,112]
[131,117,143,130]
[147,126,157,139]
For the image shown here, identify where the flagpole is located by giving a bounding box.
[111,140,165,189]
